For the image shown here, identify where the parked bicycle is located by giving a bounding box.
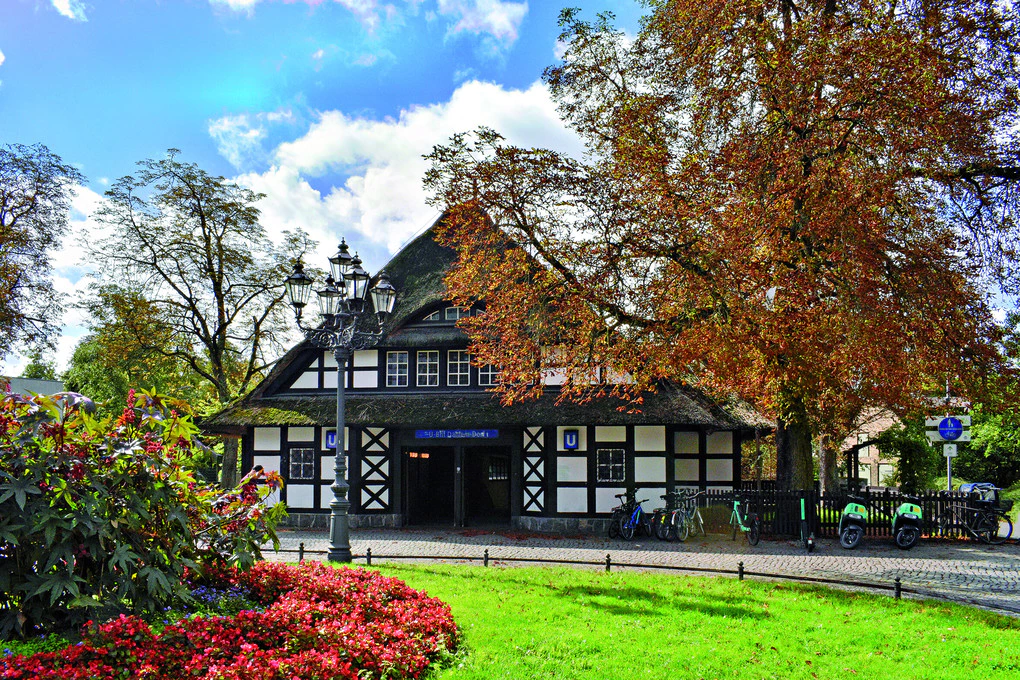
[652,491,682,541]
[798,493,815,552]
[729,493,761,546]
[670,490,706,542]
[610,489,652,540]
[937,490,1013,545]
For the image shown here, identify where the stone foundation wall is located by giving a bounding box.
[513,515,610,536]
[280,513,403,530]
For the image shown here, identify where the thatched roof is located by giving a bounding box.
[378,215,458,333]
[204,384,765,432]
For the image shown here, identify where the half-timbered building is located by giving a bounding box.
[205,219,767,532]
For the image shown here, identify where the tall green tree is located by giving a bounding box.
[90,150,312,485]
[19,348,57,381]
[0,143,83,355]
[425,2,1020,489]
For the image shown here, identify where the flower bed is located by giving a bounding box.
[1,562,459,680]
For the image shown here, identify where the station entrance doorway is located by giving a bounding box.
[402,445,512,526]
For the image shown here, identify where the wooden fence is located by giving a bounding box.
[694,488,994,539]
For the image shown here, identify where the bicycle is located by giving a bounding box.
[670,490,706,542]
[729,493,761,546]
[610,490,651,540]
[652,491,682,541]
[937,492,1013,545]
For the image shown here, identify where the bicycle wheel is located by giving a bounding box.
[675,511,690,542]
[973,513,997,544]
[694,509,705,537]
[654,512,671,541]
[608,511,620,538]
[895,526,919,550]
[619,514,635,540]
[747,514,761,546]
[985,512,1011,545]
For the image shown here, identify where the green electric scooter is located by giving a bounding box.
[838,495,869,549]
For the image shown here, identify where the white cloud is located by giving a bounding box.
[0,48,5,68]
[209,114,268,170]
[248,79,579,255]
[209,0,396,31]
[437,0,527,46]
[50,0,88,21]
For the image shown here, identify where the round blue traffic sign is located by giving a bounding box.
[938,417,964,441]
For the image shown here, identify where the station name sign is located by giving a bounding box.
[415,429,499,439]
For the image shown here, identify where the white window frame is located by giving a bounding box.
[479,364,500,386]
[289,447,316,480]
[386,351,408,387]
[423,310,441,321]
[448,350,470,386]
[417,350,439,387]
[596,448,626,483]
[445,306,470,321]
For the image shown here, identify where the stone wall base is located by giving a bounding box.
[513,515,610,536]
[280,513,404,530]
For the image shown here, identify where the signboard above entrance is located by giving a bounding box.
[415,429,499,439]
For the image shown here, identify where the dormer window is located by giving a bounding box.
[444,306,471,321]
[423,310,441,321]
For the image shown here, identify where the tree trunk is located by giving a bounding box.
[776,398,814,490]
[221,437,239,488]
[818,433,839,494]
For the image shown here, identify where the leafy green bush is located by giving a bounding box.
[0,390,286,640]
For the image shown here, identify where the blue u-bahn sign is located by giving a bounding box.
[563,429,579,450]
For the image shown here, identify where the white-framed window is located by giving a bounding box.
[448,350,470,386]
[417,350,439,386]
[289,448,316,480]
[423,310,441,321]
[386,351,408,387]
[445,306,470,320]
[479,364,500,386]
[596,448,626,483]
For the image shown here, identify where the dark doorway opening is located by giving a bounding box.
[464,446,511,526]
[403,446,455,525]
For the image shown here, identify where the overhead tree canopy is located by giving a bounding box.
[90,149,313,484]
[0,142,83,356]
[425,1,1020,489]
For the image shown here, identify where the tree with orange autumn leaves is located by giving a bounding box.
[425,1,1020,490]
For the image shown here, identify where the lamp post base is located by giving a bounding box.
[326,545,353,563]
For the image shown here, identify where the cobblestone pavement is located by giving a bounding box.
[265,527,1020,615]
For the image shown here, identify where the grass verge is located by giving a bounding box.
[373,563,1020,680]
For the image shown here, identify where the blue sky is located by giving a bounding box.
[0,0,643,372]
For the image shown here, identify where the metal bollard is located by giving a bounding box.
[606,554,612,572]
[366,547,372,566]
[484,549,489,567]
[298,542,305,563]
[738,561,744,581]
[894,577,901,600]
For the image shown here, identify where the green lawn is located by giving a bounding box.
[372,563,1020,680]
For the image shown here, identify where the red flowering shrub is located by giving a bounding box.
[0,562,459,680]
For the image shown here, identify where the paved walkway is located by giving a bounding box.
[265,528,1020,616]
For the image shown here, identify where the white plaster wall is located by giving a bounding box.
[595,426,627,442]
[362,457,389,481]
[556,426,588,451]
[706,458,734,482]
[254,427,281,451]
[675,458,699,481]
[323,351,337,368]
[557,456,587,482]
[634,456,666,483]
[353,350,378,367]
[542,368,567,386]
[253,454,281,473]
[706,431,734,454]
[675,431,700,455]
[557,487,588,513]
[287,484,315,508]
[634,426,666,451]
[323,370,338,389]
[595,487,626,513]
[353,370,378,388]
[362,486,389,510]
[320,457,336,481]
[320,484,333,508]
[524,427,544,452]
[291,371,319,389]
[523,457,544,484]
[288,427,314,442]
[361,428,389,451]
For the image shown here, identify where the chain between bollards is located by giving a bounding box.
[894,577,901,599]
[366,547,372,566]
[298,542,305,563]
[738,561,744,581]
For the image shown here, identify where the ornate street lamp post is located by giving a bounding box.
[284,239,397,562]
